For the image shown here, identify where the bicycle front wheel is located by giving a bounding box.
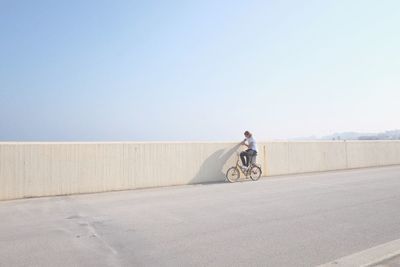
[250,166,262,181]
[226,167,240,183]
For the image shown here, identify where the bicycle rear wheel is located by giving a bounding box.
[226,167,240,183]
[249,166,262,181]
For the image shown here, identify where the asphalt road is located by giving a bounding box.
[1,166,400,267]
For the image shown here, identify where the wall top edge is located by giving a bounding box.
[0,140,400,145]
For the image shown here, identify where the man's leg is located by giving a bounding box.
[245,150,252,167]
[240,151,248,166]
[247,150,257,165]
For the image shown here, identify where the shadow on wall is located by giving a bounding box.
[191,143,242,184]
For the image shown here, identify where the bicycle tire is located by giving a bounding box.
[249,166,262,181]
[226,167,240,183]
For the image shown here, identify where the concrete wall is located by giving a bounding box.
[1,141,400,200]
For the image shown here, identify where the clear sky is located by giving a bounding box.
[1,0,399,141]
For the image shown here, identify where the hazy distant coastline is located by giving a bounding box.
[293,130,400,141]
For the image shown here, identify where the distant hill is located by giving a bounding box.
[321,130,400,140]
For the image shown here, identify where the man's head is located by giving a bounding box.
[244,131,252,138]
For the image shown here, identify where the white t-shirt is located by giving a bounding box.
[246,137,258,152]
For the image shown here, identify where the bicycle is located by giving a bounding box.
[226,152,262,182]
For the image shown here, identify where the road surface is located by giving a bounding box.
[1,166,400,266]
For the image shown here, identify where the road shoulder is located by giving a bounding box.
[319,238,400,267]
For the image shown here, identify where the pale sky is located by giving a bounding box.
[1,0,399,141]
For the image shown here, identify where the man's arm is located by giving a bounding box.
[241,139,249,147]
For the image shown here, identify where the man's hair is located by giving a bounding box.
[244,131,251,136]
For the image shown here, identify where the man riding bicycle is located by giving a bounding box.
[240,131,258,170]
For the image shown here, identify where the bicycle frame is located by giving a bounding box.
[234,152,257,176]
